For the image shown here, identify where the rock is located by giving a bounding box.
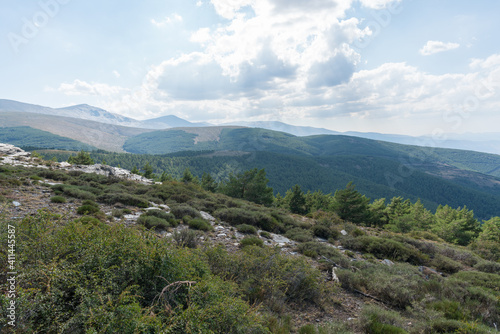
[12,201,21,207]
[381,259,394,266]
[331,267,340,282]
[217,233,227,237]
[0,143,30,157]
[341,229,348,236]
[200,211,216,224]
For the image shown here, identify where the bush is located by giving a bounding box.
[312,224,331,239]
[143,209,177,226]
[260,231,272,239]
[285,227,313,242]
[359,304,408,334]
[431,255,463,274]
[77,204,100,215]
[98,193,149,208]
[137,215,170,230]
[170,204,201,220]
[473,260,500,274]
[337,262,424,309]
[172,229,199,248]
[50,196,66,203]
[214,207,283,233]
[240,236,264,248]
[236,224,257,234]
[342,235,426,264]
[298,242,342,260]
[188,218,213,231]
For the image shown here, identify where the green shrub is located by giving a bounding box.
[188,218,213,231]
[111,208,123,218]
[285,227,313,242]
[236,224,257,234]
[37,169,69,181]
[214,207,283,233]
[298,324,316,334]
[170,204,201,220]
[137,215,170,230]
[50,196,66,203]
[337,262,424,309]
[260,231,272,239]
[240,236,264,248]
[172,229,199,248]
[143,209,176,223]
[98,193,149,208]
[342,235,426,264]
[429,300,465,320]
[77,204,100,215]
[312,224,331,239]
[359,305,408,334]
[473,260,500,274]
[431,255,463,274]
[317,321,353,334]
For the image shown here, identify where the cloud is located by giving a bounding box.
[151,13,183,27]
[58,80,128,97]
[307,53,356,88]
[358,0,401,10]
[419,40,460,56]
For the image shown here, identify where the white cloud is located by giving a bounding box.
[151,13,183,27]
[112,70,121,78]
[58,80,128,97]
[419,40,460,56]
[358,0,401,10]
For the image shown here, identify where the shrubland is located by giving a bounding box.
[0,162,499,333]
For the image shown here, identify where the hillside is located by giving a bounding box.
[0,126,96,151]
[1,146,499,333]
[120,127,500,219]
[0,113,152,152]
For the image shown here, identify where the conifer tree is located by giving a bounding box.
[331,182,371,225]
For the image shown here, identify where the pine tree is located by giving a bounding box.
[221,168,274,206]
[67,150,94,165]
[331,182,371,225]
[289,184,307,214]
[143,162,154,179]
[201,172,217,192]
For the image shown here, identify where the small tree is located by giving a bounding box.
[331,182,371,225]
[181,168,198,184]
[221,168,274,206]
[143,162,154,179]
[288,184,307,214]
[68,150,94,165]
[201,172,217,192]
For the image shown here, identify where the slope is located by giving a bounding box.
[0,126,96,151]
[0,111,153,152]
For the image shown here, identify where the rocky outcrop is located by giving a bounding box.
[0,143,153,184]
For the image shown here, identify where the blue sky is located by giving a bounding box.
[1,0,500,136]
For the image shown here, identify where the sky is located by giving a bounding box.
[1,0,500,136]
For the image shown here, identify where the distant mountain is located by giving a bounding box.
[138,115,212,129]
[121,126,500,219]
[224,121,339,136]
[0,99,206,130]
[0,112,152,152]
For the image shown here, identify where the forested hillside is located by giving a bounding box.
[40,148,500,220]
[0,126,96,151]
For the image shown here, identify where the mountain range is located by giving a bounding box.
[1,99,499,154]
[1,99,500,219]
